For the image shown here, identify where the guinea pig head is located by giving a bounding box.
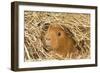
[45,24,76,53]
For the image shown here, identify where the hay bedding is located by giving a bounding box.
[24,11,90,62]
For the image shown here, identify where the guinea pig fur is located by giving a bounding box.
[45,24,79,59]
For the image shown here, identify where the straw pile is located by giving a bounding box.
[24,11,90,62]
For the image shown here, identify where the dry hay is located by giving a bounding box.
[24,11,90,62]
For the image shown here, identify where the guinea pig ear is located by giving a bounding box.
[61,25,74,37]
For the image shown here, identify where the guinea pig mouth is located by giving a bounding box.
[45,44,51,48]
[45,45,53,52]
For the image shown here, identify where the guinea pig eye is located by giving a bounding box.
[57,32,61,36]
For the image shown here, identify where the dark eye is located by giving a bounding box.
[57,32,61,36]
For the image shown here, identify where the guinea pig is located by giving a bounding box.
[45,24,78,59]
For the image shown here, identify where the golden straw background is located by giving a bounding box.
[24,11,90,62]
